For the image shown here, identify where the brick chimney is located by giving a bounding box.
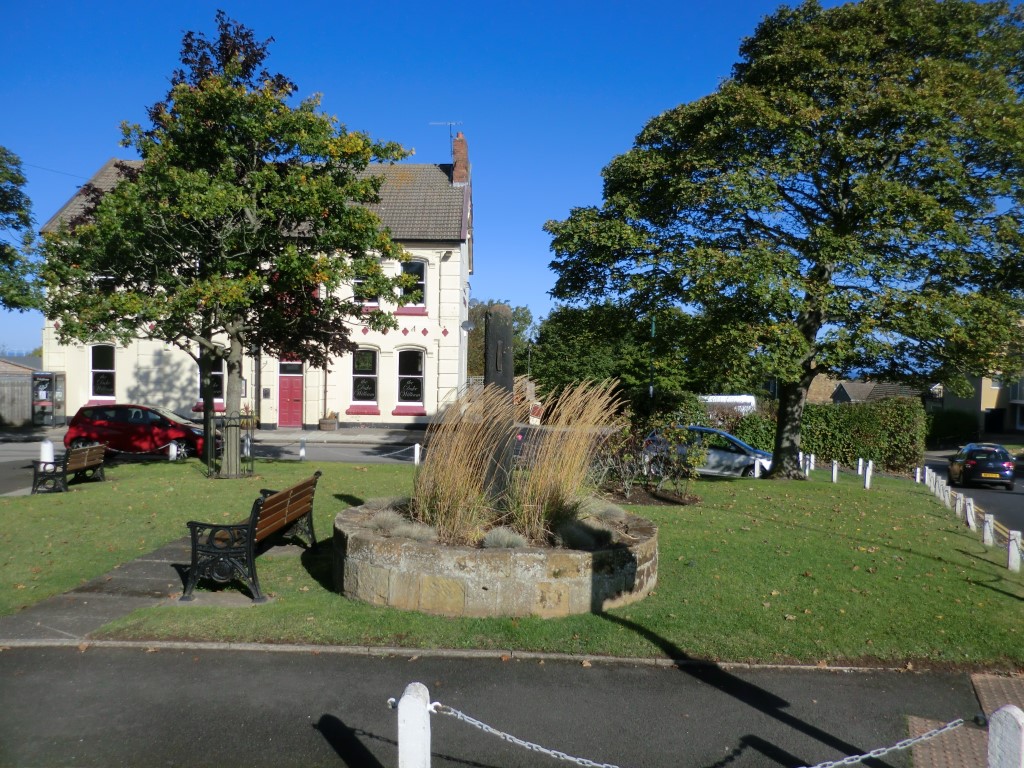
[452,131,470,187]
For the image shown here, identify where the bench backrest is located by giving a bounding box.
[66,444,106,473]
[253,471,322,543]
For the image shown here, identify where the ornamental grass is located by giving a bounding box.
[411,379,623,545]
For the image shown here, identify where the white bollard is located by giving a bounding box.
[965,498,977,531]
[754,459,761,478]
[809,454,815,472]
[984,514,995,547]
[915,467,921,484]
[397,682,432,768]
[857,458,864,476]
[168,441,178,461]
[988,704,1024,768]
[863,460,873,490]
[414,443,421,466]
[242,434,251,459]
[831,460,838,483]
[299,438,306,461]
[39,439,55,466]
[955,493,965,519]
[1010,531,1021,574]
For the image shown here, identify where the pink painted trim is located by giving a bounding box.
[192,401,226,412]
[391,405,427,416]
[395,306,428,316]
[85,398,116,406]
[345,404,381,416]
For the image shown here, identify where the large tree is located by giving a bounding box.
[42,12,409,476]
[546,0,1024,477]
[530,302,699,417]
[0,146,38,312]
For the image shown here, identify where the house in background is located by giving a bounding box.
[40,134,474,429]
[943,375,1024,434]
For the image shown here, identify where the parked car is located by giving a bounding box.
[947,442,1015,491]
[64,404,211,459]
[644,425,773,478]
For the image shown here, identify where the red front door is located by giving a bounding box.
[278,373,303,428]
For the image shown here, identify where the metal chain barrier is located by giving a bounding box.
[430,702,624,768]
[797,718,964,768]
[426,700,964,768]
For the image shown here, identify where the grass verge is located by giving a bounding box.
[2,459,1021,668]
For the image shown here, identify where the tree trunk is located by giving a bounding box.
[198,344,217,471]
[767,380,810,479]
[219,333,244,478]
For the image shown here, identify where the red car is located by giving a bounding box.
[64,404,210,459]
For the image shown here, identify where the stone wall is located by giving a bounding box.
[333,507,658,618]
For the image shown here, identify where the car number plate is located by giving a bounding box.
[981,472,1000,478]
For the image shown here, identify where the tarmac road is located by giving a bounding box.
[0,646,982,768]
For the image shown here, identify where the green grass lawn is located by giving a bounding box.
[1,459,1021,668]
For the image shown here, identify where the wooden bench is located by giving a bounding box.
[31,443,107,494]
[180,471,322,603]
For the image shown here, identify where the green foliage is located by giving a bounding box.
[731,410,777,453]
[802,398,927,473]
[926,409,979,448]
[530,303,708,418]
[40,12,409,475]
[0,146,39,312]
[546,0,1024,477]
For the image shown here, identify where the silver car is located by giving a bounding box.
[644,425,773,478]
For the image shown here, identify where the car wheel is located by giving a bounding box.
[741,465,754,478]
[1006,482,1015,492]
[169,440,190,460]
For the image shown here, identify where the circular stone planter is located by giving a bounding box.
[332,506,658,618]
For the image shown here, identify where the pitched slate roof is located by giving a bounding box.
[42,159,470,243]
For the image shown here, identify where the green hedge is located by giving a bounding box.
[734,398,926,473]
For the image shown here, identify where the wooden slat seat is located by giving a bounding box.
[180,471,322,603]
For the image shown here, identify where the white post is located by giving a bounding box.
[915,467,921,484]
[398,682,432,768]
[754,459,761,478]
[39,439,55,465]
[299,437,306,461]
[799,451,804,468]
[168,441,177,461]
[988,704,1024,768]
[1009,531,1021,574]
[242,434,251,459]
[803,454,810,477]
[809,454,816,472]
[955,493,965,520]
[965,498,977,531]
[857,458,864,475]
[832,460,838,484]
[864,460,873,490]
[984,514,995,547]
[414,443,422,466]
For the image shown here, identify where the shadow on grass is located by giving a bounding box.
[335,493,367,508]
[598,612,893,768]
[301,541,335,593]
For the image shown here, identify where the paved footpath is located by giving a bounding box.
[0,644,1001,768]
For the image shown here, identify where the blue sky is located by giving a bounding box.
[1,0,797,354]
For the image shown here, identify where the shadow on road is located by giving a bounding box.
[598,612,894,768]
